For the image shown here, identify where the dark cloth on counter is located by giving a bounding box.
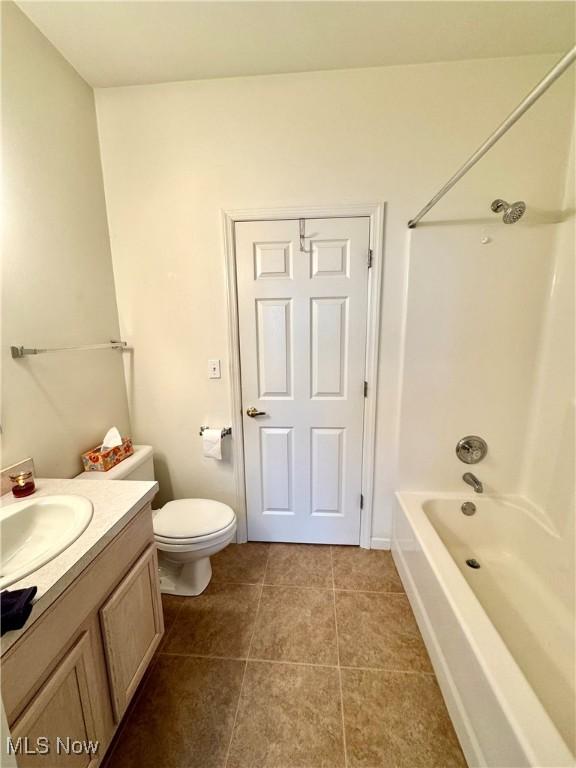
[1,586,37,635]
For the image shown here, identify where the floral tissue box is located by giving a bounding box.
[81,437,134,472]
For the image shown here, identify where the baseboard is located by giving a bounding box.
[370,537,391,550]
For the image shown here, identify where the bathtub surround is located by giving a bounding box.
[520,127,575,610]
[95,55,574,540]
[397,172,575,762]
[1,2,131,478]
[399,223,556,494]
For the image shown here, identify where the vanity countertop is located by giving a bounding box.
[0,477,158,654]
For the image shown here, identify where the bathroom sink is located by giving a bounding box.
[0,495,93,589]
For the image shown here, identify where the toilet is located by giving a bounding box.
[77,444,236,595]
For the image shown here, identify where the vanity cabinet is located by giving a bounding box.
[100,544,163,721]
[10,630,101,768]
[1,503,163,767]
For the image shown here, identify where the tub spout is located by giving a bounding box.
[463,472,483,494]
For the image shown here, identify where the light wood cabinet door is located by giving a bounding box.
[10,631,100,767]
[99,545,163,720]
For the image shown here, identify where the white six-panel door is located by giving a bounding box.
[235,217,370,544]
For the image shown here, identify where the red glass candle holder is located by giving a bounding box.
[9,470,36,498]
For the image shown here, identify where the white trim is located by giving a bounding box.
[370,537,391,550]
[222,212,248,543]
[221,202,386,547]
[360,203,385,548]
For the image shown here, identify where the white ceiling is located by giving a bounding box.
[17,1,576,88]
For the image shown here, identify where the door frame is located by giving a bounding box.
[221,202,386,548]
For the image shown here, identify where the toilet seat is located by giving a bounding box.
[153,498,235,542]
[154,517,236,548]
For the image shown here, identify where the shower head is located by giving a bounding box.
[491,199,526,224]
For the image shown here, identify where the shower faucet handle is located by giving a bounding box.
[456,436,488,464]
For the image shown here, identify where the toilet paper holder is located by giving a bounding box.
[199,426,232,438]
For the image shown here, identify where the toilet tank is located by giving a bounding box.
[76,445,155,481]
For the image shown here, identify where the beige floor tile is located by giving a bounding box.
[250,586,338,665]
[227,661,345,768]
[212,542,270,584]
[105,656,245,768]
[265,544,333,587]
[163,583,261,658]
[332,547,404,593]
[336,591,432,672]
[341,667,467,768]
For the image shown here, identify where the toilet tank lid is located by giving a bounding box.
[76,444,153,480]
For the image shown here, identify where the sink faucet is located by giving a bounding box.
[463,472,483,494]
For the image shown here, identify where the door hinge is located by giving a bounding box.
[360,494,364,509]
[364,381,368,397]
[367,249,373,268]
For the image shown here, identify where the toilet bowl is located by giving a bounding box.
[77,445,236,595]
[153,498,236,595]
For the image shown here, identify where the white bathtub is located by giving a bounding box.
[393,491,575,768]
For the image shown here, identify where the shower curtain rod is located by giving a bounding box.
[407,46,576,228]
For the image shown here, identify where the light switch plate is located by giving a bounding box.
[208,359,221,379]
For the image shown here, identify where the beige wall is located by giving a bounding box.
[95,54,574,541]
[1,3,130,477]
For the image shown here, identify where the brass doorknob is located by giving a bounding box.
[246,407,266,418]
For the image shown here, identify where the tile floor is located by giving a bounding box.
[103,544,467,768]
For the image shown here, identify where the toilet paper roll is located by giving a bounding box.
[202,429,223,460]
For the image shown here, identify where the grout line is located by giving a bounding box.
[339,664,436,677]
[223,545,271,768]
[247,656,338,670]
[334,587,406,595]
[205,579,406,595]
[158,650,338,669]
[211,579,266,587]
[156,650,435,677]
[331,545,348,768]
[223,659,247,768]
[156,648,435,676]
[262,581,334,590]
[158,650,249,661]
[261,544,272,585]
[261,582,334,592]
[245,556,268,662]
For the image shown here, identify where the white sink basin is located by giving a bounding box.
[0,495,93,589]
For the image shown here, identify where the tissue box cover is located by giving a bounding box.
[81,437,134,472]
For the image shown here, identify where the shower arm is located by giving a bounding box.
[407,46,576,229]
